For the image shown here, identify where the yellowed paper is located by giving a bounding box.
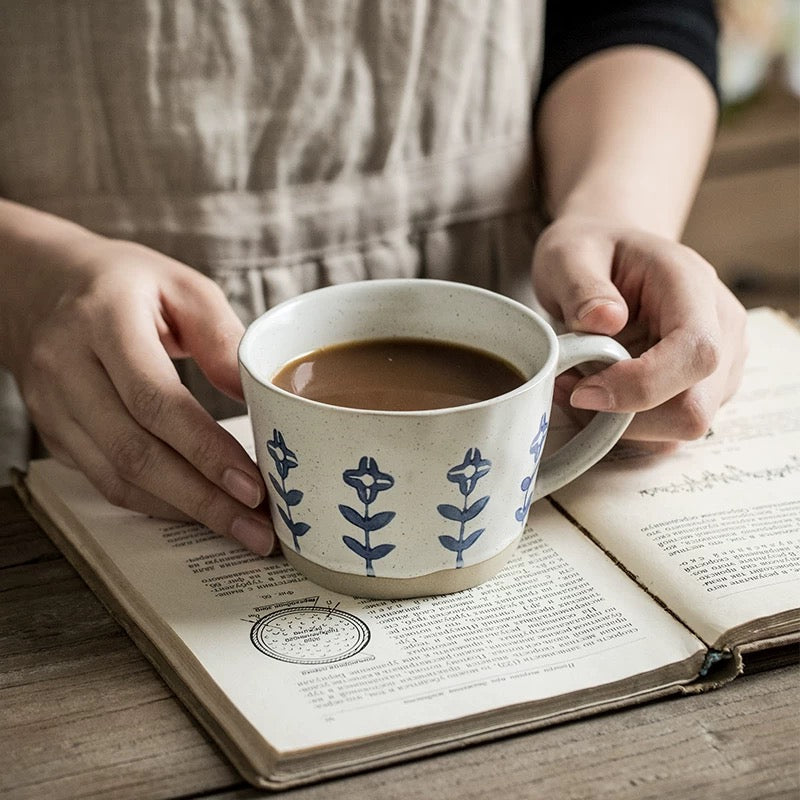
[553,309,800,648]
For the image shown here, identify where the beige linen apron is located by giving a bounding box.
[0,0,545,481]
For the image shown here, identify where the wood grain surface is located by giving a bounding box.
[1,487,797,800]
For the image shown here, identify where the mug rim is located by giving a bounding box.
[238,278,559,417]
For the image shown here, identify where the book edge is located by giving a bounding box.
[11,468,274,790]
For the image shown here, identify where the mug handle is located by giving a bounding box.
[532,333,634,501]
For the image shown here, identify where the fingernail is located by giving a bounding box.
[223,467,263,508]
[230,515,275,555]
[571,385,613,411]
[576,299,619,322]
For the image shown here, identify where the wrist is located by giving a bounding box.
[0,200,106,371]
[550,174,684,240]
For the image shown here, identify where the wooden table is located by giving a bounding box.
[1,486,798,800]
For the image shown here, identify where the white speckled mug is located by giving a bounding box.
[239,279,633,598]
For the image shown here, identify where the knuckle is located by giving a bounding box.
[623,354,662,410]
[675,391,714,440]
[129,380,167,428]
[189,428,220,471]
[689,331,721,377]
[29,339,60,376]
[682,244,715,274]
[177,268,224,302]
[203,275,228,302]
[108,430,154,481]
[534,228,601,275]
[72,292,99,323]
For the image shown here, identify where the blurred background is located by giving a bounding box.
[683,0,800,316]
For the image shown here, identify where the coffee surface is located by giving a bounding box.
[272,338,526,410]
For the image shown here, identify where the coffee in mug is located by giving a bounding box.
[272,338,526,411]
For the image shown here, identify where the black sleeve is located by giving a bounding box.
[538,0,720,102]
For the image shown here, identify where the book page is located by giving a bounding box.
[553,309,800,649]
[26,452,702,764]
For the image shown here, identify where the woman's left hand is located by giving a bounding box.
[532,214,749,445]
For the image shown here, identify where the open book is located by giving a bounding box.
[15,308,800,790]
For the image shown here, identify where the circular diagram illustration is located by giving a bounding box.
[250,606,371,664]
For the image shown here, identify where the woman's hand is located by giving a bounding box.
[0,201,275,554]
[533,45,746,445]
[533,215,748,444]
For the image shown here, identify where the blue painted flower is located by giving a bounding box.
[265,429,309,551]
[515,413,549,523]
[267,429,298,480]
[343,456,395,505]
[446,448,492,497]
[438,447,492,568]
[340,456,397,577]
[530,413,549,460]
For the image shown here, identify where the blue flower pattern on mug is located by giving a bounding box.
[437,448,492,568]
[266,429,310,551]
[515,412,549,523]
[339,457,397,577]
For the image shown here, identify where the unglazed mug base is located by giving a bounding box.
[282,533,522,599]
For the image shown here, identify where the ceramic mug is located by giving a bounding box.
[239,279,633,598]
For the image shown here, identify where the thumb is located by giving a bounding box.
[533,233,629,336]
[163,275,247,401]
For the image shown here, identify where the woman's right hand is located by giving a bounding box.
[0,199,275,555]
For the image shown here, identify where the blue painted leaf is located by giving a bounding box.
[462,528,485,550]
[437,503,465,522]
[276,505,293,531]
[463,495,489,521]
[342,535,370,560]
[438,534,463,552]
[284,489,304,507]
[364,510,396,531]
[292,521,310,538]
[368,543,396,560]
[515,495,533,522]
[338,504,367,528]
[269,473,287,502]
[520,476,531,492]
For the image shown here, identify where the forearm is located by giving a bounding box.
[536,45,718,240]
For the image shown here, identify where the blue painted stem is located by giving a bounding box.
[282,472,300,552]
[363,500,374,577]
[456,492,470,568]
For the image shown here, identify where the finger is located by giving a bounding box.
[64,355,275,555]
[533,230,629,335]
[618,290,747,441]
[39,419,190,520]
[37,430,79,469]
[570,249,722,413]
[569,327,720,414]
[92,304,265,510]
[162,272,247,401]
[616,380,721,442]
